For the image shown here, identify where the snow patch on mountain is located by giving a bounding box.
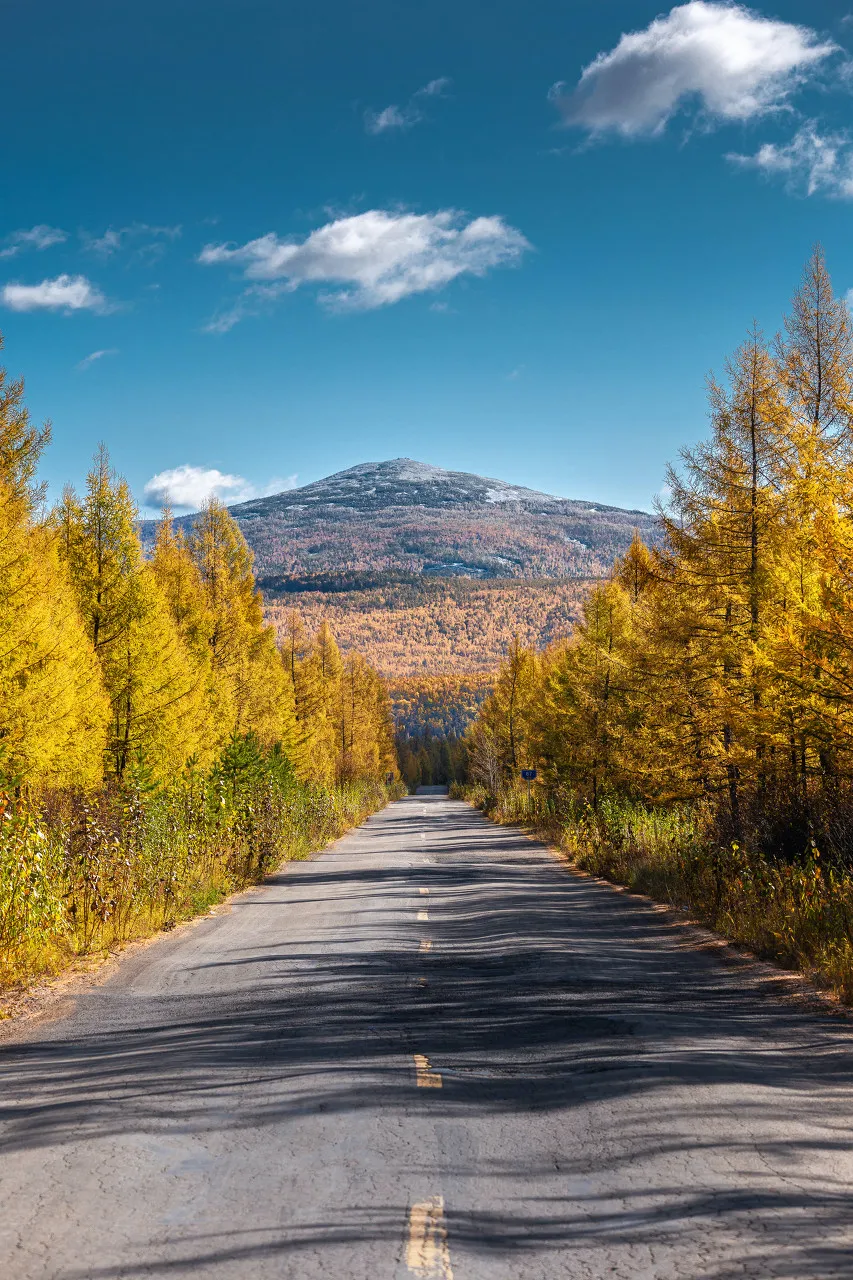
[485,484,557,505]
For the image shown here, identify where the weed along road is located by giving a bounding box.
[4,796,853,1279]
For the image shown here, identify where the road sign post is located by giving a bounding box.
[520,768,537,807]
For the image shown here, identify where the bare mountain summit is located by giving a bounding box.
[218,458,655,584]
[233,458,564,517]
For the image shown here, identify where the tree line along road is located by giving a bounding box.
[2,793,853,1279]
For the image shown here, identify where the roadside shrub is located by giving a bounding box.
[1,739,396,991]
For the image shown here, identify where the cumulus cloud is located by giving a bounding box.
[1,274,109,313]
[0,225,67,259]
[76,348,119,371]
[729,124,853,198]
[198,208,529,323]
[143,465,297,511]
[365,77,451,134]
[82,223,182,259]
[552,2,837,137]
[144,465,253,509]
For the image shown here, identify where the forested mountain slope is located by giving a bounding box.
[264,578,591,675]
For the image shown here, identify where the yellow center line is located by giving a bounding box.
[419,939,432,953]
[413,1054,443,1088]
[406,1195,453,1278]
[417,909,429,922]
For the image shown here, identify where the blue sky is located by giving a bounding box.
[2,0,852,514]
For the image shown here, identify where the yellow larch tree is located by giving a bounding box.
[468,634,540,791]
[150,508,234,764]
[767,247,853,809]
[55,447,209,782]
[187,500,297,751]
[0,341,108,789]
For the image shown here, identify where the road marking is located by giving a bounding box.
[406,1196,453,1277]
[413,1054,443,1088]
[419,939,432,953]
[420,887,429,895]
[417,909,429,922]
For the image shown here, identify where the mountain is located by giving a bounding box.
[143,459,657,725]
[198,458,656,585]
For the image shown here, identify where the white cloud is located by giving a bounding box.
[0,225,67,259]
[202,296,254,335]
[76,348,119,371]
[144,465,252,509]
[83,223,182,258]
[198,208,529,321]
[729,124,853,198]
[553,2,837,137]
[364,77,451,134]
[366,104,414,134]
[1,274,109,313]
[264,474,299,495]
[201,285,286,334]
[419,77,451,97]
[143,465,297,511]
[656,481,675,511]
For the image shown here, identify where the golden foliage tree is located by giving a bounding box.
[472,249,853,856]
[0,345,107,788]
[55,448,209,781]
[285,611,396,785]
[187,500,297,751]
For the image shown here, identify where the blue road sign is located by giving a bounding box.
[520,769,537,781]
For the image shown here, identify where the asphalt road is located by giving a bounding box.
[2,795,853,1279]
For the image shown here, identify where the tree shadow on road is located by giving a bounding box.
[4,798,853,1277]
